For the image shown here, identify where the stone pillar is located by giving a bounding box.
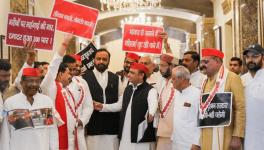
[188,34,197,51]
[201,18,215,49]
[66,37,77,55]
[240,0,258,54]
[10,0,29,82]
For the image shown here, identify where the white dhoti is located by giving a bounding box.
[86,135,119,150]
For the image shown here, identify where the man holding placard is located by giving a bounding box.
[199,48,245,150]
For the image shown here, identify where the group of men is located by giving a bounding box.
[0,32,263,150]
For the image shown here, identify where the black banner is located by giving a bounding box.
[199,92,232,127]
[77,42,97,72]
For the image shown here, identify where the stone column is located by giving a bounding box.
[201,18,215,49]
[66,37,77,55]
[188,34,197,51]
[10,0,29,82]
[240,0,258,54]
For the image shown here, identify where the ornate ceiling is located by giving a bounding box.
[74,0,213,43]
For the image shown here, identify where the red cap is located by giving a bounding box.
[22,68,40,77]
[130,62,149,75]
[201,48,224,59]
[70,54,82,61]
[126,53,140,61]
[160,53,174,63]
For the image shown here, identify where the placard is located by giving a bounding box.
[51,0,99,39]
[199,92,232,128]
[6,13,56,50]
[77,42,97,72]
[122,24,163,54]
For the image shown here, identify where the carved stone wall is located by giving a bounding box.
[66,37,77,55]
[240,0,258,51]
[201,18,215,49]
[10,0,29,82]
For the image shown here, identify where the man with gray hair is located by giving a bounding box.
[171,66,201,150]
[139,55,161,86]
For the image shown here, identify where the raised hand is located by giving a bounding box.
[23,40,36,66]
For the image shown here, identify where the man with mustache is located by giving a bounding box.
[241,44,263,87]
[181,51,206,89]
[242,44,264,150]
[155,53,177,150]
[82,48,122,150]
[0,68,58,150]
[41,34,93,150]
[116,52,140,92]
[0,59,11,123]
[199,48,245,150]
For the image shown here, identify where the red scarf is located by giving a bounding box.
[55,81,68,149]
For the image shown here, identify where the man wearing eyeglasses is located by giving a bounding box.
[241,44,264,87]
[116,53,140,92]
[199,48,245,150]
[243,44,264,150]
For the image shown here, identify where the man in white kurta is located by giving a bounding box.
[243,44,264,150]
[41,42,93,150]
[0,68,58,150]
[171,66,201,150]
[0,59,11,124]
[118,63,158,150]
[82,49,122,150]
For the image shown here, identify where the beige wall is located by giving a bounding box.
[0,1,10,59]
[213,0,234,66]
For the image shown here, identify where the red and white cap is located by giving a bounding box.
[126,53,140,61]
[201,48,224,59]
[22,68,40,77]
[130,62,149,74]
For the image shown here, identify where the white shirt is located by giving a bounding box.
[119,84,158,150]
[147,72,161,86]
[41,53,93,150]
[172,85,201,150]
[0,92,58,150]
[190,70,206,89]
[92,68,123,112]
[244,69,264,150]
[241,72,254,87]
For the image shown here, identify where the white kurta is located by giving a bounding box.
[119,85,158,150]
[147,72,161,86]
[190,70,206,89]
[120,75,129,93]
[86,69,122,150]
[172,85,201,150]
[0,92,58,150]
[41,53,94,150]
[241,72,254,87]
[244,69,264,150]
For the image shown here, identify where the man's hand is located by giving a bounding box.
[93,101,103,111]
[23,41,36,66]
[191,144,201,150]
[157,32,168,43]
[230,136,242,150]
[58,33,74,56]
[147,114,154,123]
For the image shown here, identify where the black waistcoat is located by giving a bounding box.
[82,70,119,135]
[118,82,156,143]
